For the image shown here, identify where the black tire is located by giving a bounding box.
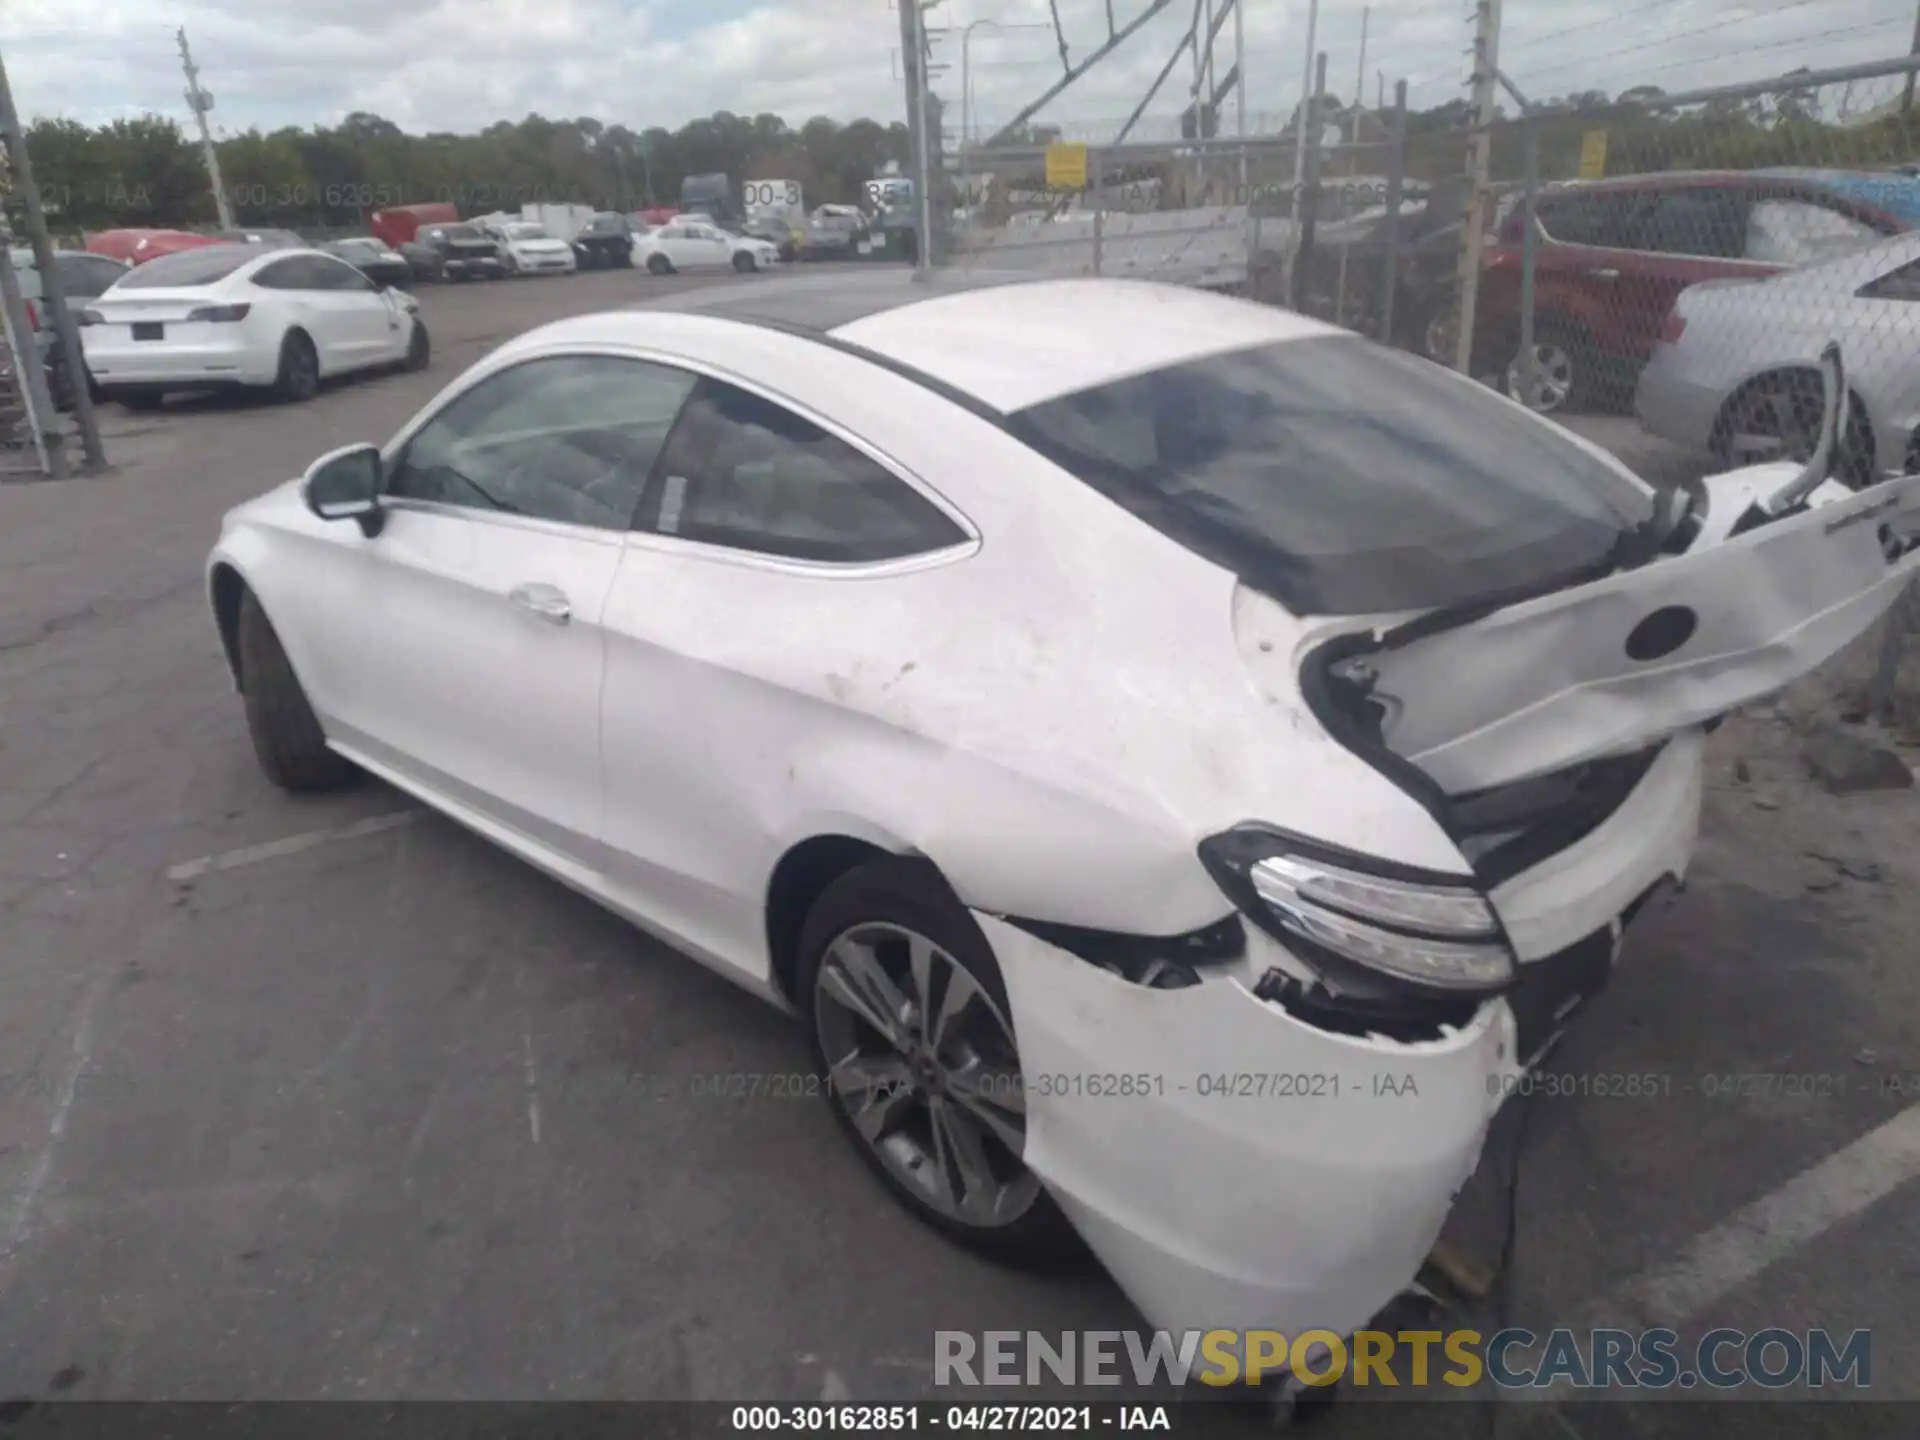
[116,387,166,412]
[1712,371,1877,490]
[732,251,757,273]
[795,856,1085,1270]
[646,252,673,276]
[402,318,431,372]
[273,331,319,403]
[236,589,355,793]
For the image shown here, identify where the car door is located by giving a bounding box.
[252,256,361,373]
[596,376,975,980]
[309,253,401,368]
[300,354,701,861]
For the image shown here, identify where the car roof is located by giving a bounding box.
[618,273,1343,411]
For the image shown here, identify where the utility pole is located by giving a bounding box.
[178,28,235,229]
[1234,0,1247,190]
[1285,0,1321,297]
[0,45,106,474]
[1905,0,1920,113]
[1352,7,1370,177]
[897,0,936,278]
[1453,0,1501,376]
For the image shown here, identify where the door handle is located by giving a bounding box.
[508,582,571,625]
[1589,267,1621,280]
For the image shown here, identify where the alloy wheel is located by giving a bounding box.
[812,921,1040,1230]
[1507,341,1575,413]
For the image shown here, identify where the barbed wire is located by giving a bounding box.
[1515,0,1837,87]
[1570,15,1910,95]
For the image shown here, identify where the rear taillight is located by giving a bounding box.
[23,300,39,332]
[184,303,251,323]
[1659,310,1686,344]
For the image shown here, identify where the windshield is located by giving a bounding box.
[443,225,481,240]
[1007,337,1644,616]
[505,225,552,239]
[114,246,256,289]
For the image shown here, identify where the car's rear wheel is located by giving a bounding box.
[647,253,673,275]
[1712,371,1877,490]
[1505,319,1596,414]
[733,251,757,273]
[116,387,165,412]
[273,332,319,403]
[236,589,356,793]
[796,858,1082,1268]
[403,318,431,372]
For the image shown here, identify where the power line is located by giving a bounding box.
[1500,0,1695,56]
[1576,15,1909,92]
[1517,0,1832,85]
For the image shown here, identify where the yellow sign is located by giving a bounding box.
[1578,129,1608,180]
[1045,142,1089,191]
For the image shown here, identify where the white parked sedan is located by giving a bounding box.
[633,218,781,274]
[84,244,429,409]
[204,274,1920,1353]
[494,223,579,277]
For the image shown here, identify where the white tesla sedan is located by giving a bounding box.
[83,244,430,410]
[633,218,781,274]
[204,274,1920,1350]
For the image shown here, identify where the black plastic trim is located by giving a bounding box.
[1000,912,1245,988]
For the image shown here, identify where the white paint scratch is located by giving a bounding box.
[164,810,418,883]
[522,1029,542,1145]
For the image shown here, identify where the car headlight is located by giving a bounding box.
[1199,824,1515,996]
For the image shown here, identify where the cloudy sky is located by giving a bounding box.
[0,0,1911,140]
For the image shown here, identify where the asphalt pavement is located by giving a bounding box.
[1,266,1916,1433]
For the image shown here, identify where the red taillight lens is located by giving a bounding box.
[24,300,39,332]
[184,303,251,323]
[1660,311,1686,344]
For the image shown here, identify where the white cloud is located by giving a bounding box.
[0,0,1911,139]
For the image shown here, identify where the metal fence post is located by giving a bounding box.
[0,243,62,479]
[1516,108,1539,407]
[1091,145,1104,277]
[1379,79,1407,345]
[1289,52,1329,313]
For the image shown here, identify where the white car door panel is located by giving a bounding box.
[1357,471,1920,794]
[314,507,620,856]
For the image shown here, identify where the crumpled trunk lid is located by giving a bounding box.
[1344,472,1920,796]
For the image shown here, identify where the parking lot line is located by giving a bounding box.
[1507,1097,1920,1405]
[164,810,420,883]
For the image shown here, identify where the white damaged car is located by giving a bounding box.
[203,274,1920,1349]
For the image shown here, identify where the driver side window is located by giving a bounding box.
[385,356,698,530]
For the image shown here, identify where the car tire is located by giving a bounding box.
[733,252,757,273]
[1712,371,1877,490]
[273,331,320,403]
[116,387,166,412]
[1505,318,1597,415]
[646,253,673,275]
[402,318,431,373]
[795,856,1085,1270]
[236,589,356,794]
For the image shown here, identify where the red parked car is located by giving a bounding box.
[1472,169,1920,412]
[84,229,222,265]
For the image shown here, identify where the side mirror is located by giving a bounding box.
[303,443,385,537]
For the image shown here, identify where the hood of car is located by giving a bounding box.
[511,238,572,253]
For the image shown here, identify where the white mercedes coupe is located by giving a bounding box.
[85,243,430,409]
[205,273,1920,1350]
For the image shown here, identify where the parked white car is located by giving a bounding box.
[83,244,428,410]
[203,274,1920,1353]
[494,223,578,277]
[632,218,780,274]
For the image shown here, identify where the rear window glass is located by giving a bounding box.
[1007,337,1646,616]
[115,246,255,288]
